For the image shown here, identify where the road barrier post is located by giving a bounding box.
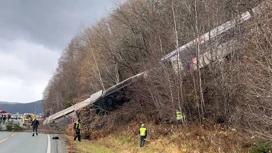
[70,115,74,153]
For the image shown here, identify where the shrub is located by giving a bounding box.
[65,124,75,136]
[6,121,13,131]
[13,122,23,131]
[250,142,271,153]
[5,121,23,131]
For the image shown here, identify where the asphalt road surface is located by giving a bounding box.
[0,132,66,153]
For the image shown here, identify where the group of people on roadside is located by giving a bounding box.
[72,109,184,148]
[0,114,11,124]
[0,113,40,136]
[0,114,7,124]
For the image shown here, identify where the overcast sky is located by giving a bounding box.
[0,0,116,103]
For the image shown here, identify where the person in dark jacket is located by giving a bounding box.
[31,118,39,136]
[139,124,147,147]
[8,114,11,121]
[74,119,82,141]
[3,114,6,124]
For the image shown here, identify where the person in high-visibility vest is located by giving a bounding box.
[176,110,183,126]
[28,116,32,123]
[139,124,147,147]
[74,119,82,141]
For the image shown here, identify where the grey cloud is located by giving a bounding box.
[0,39,60,73]
[0,43,55,82]
[0,0,114,50]
[0,41,59,102]
[0,0,115,102]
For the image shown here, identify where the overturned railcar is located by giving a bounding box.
[161,0,270,72]
[43,72,146,128]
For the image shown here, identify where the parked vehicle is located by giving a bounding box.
[22,113,35,126]
[18,114,23,119]
[11,114,17,119]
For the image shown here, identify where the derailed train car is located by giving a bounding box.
[43,72,146,128]
[161,0,270,72]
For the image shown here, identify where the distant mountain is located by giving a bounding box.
[0,100,43,114]
[0,101,19,104]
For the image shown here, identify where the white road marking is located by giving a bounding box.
[47,134,51,153]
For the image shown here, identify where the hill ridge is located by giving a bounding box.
[0,100,43,114]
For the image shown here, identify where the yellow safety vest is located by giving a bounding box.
[75,122,82,129]
[176,111,182,120]
[139,127,147,136]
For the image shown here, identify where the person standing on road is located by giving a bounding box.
[7,114,11,121]
[31,118,39,136]
[3,114,6,124]
[74,119,82,141]
[139,124,147,147]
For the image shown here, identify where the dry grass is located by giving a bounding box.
[62,122,253,153]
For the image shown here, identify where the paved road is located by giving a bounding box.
[0,132,66,153]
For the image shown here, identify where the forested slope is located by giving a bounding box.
[43,0,272,144]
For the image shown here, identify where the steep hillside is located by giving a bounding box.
[0,100,43,114]
[44,0,272,150]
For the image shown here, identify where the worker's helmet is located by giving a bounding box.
[78,119,81,122]
[141,124,144,127]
